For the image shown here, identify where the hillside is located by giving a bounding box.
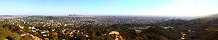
[1,15,218,40]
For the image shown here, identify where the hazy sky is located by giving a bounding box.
[0,0,218,16]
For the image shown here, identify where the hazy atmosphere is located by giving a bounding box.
[2,0,218,40]
[1,0,218,16]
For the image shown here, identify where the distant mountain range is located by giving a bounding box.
[0,15,29,18]
[1,14,218,19]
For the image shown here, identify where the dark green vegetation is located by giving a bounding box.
[1,16,218,40]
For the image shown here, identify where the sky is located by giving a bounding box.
[0,0,218,17]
